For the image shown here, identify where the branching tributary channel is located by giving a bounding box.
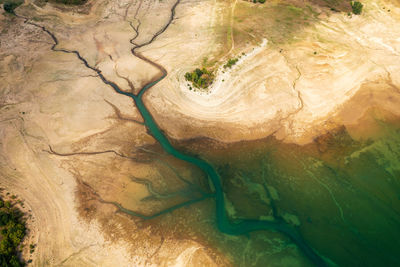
[17,2,327,265]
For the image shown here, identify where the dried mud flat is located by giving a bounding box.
[0,0,400,266]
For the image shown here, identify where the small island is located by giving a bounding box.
[185,57,243,90]
[184,68,214,89]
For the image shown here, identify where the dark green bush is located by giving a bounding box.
[351,1,363,15]
[3,1,22,14]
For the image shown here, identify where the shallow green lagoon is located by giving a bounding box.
[175,113,400,266]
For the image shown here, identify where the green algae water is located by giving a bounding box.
[174,110,400,266]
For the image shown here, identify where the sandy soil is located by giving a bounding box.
[0,6,143,265]
[143,0,400,143]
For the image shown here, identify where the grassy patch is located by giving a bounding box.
[233,2,317,45]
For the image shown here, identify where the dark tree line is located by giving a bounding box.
[0,198,26,267]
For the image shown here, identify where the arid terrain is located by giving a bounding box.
[1,0,400,265]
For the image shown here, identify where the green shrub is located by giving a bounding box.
[3,1,22,14]
[351,1,363,15]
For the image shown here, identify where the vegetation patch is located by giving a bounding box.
[232,0,356,47]
[32,0,92,13]
[243,0,266,3]
[351,1,363,14]
[184,68,214,89]
[1,0,23,14]
[224,58,239,69]
[36,0,88,5]
[0,195,27,266]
